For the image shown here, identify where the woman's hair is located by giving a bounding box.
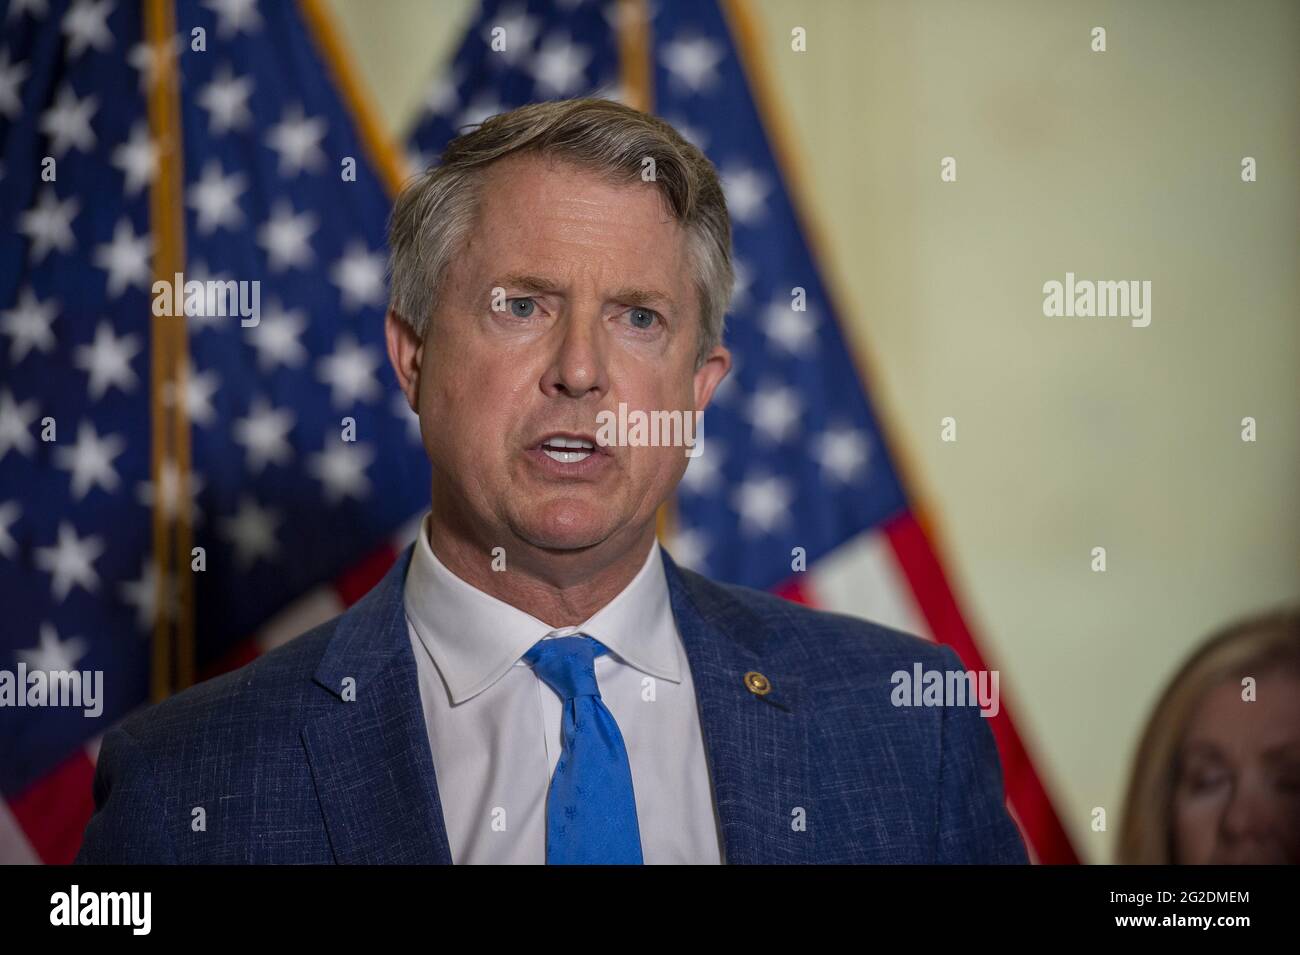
[1117,607,1300,863]
[386,97,734,369]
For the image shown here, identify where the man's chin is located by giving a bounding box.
[511,501,623,554]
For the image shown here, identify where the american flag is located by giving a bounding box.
[1,0,1076,864]
[0,0,427,862]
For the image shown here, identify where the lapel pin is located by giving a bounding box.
[743,671,772,695]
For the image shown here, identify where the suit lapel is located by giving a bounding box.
[661,549,817,864]
[301,547,453,864]
[297,542,816,864]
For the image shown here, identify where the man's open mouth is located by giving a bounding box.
[537,434,598,464]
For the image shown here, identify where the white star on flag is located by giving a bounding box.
[812,426,871,484]
[39,84,97,156]
[74,321,141,398]
[257,202,317,271]
[188,160,247,234]
[329,243,387,311]
[761,297,819,355]
[35,522,105,600]
[203,0,263,39]
[19,622,89,672]
[245,299,308,370]
[484,4,540,66]
[530,33,591,97]
[93,217,153,297]
[233,398,295,473]
[266,105,328,177]
[18,188,79,262]
[308,439,375,504]
[219,496,281,570]
[111,121,158,195]
[197,65,254,135]
[747,382,803,443]
[61,0,113,58]
[660,35,725,93]
[1,287,59,362]
[721,165,770,225]
[0,49,29,119]
[54,419,126,499]
[731,474,794,537]
[0,390,40,460]
[316,334,382,407]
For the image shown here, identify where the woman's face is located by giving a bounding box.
[1172,671,1300,864]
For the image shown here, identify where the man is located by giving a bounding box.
[77,98,1027,864]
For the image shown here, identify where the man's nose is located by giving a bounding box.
[541,311,608,399]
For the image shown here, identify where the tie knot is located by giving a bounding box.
[523,635,610,701]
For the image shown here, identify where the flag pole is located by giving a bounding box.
[299,0,410,198]
[144,0,193,699]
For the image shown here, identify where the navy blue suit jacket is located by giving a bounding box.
[76,545,1028,864]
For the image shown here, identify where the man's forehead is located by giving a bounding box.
[475,154,679,234]
[460,155,690,303]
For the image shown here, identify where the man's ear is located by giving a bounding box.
[385,308,424,410]
[692,344,732,412]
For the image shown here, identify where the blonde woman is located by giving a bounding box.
[1120,608,1300,863]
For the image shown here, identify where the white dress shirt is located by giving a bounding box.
[402,515,725,864]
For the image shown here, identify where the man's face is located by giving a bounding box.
[389,152,730,562]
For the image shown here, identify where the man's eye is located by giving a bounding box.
[508,297,536,318]
[626,307,659,330]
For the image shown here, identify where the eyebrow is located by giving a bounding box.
[1263,741,1300,762]
[1179,740,1300,764]
[495,273,676,310]
[1178,742,1225,762]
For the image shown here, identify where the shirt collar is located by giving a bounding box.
[403,514,682,704]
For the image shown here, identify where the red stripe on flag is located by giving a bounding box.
[772,575,816,605]
[8,750,96,864]
[884,509,1079,864]
[333,543,398,607]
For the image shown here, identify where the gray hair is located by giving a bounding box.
[386,97,733,368]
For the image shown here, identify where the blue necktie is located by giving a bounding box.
[523,635,643,864]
